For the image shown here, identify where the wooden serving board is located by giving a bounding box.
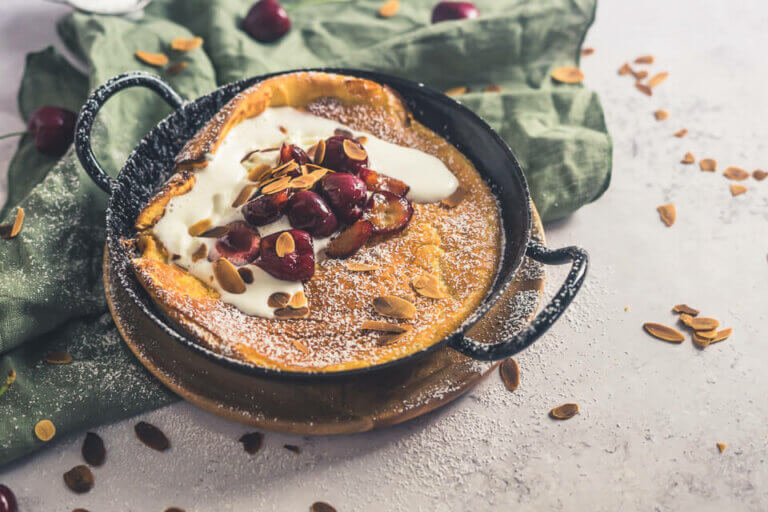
[103,206,545,434]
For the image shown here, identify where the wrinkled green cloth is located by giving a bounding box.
[0,0,610,465]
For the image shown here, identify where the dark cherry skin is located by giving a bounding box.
[207,221,261,266]
[287,190,339,237]
[27,106,76,156]
[358,167,410,197]
[362,190,414,235]
[320,172,368,224]
[257,229,315,281]
[326,219,373,259]
[279,143,310,166]
[0,484,18,512]
[242,189,292,226]
[243,0,291,43]
[431,1,479,23]
[318,135,368,174]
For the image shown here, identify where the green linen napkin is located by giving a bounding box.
[0,0,611,466]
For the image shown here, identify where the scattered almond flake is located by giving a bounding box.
[34,419,56,441]
[647,72,669,87]
[581,47,595,56]
[657,204,676,227]
[276,232,295,257]
[551,66,584,83]
[283,444,301,454]
[635,55,654,64]
[484,84,502,92]
[699,158,717,172]
[274,306,310,319]
[499,358,520,392]
[246,163,271,181]
[373,295,416,319]
[212,258,246,294]
[654,110,669,121]
[673,304,700,316]
[292,339,310,354]
[82,432,106,467]
[231,184,259,207]
[311,503,337,512]
[0,206,24,239]
[288,291,308,309]
[346,262,378,272]
[441,187,467,208]
[191,243,207,262]
[239,432,264,454]
[261,175,292,194]
[278,125,288,134]
[674,128,688,138]
[411,274,445,299]
[360,320,409,333]
[44,351,73,364]
[342,139,367,161]
[710,328,732,344]
[378,325,414,346]
[134,51,168,67]
[716,442,727,453]
[696,328,718,339]
[724,166,750,181]
[288,174,316,190]
[378,0,399,17]
[753,169,767,181]
[444,86,467,96]
[187,218,212,236]
[679,313,694,327]
[634,70,648,80]
[267,292,290,308]
[618,62,633,75]
[134,421,170,451]
[549,403,579,420]
[314,139,326,164]
[198,225,229,238]
[689,317,719,331]
[170,36,203,52]
[692,331,712,348]
[63,465,94,494]
[643,322,685,343]
[166,61,188,76]
[635,82,653,96]
[730,184,747,196]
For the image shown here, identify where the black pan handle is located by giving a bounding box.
[75,71,184,194]
[448,241,588,361]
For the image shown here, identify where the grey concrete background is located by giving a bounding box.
[1,0,767,510]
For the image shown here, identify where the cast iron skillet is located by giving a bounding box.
[74,69,588,380]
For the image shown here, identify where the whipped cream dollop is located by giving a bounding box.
[152,107,458,318]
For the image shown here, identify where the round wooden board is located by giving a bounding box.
[104,205,545,435]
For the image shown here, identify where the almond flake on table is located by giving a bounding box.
[730,184,747,196]
[657,204,676,227]
[674,128,688,137]
[681,152,695,164]
[699,158,717,172]
[654,110,669,121]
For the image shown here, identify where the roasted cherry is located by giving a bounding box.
[243,0,291,43]
[0,484,17,512]
[431,1,479,23]
[358,168,410,197]
[320,172,368,224]
[242,189,291,226]
[207,221,261,266]
[279,143,311,166]
[257,229,315,281]
[287,191,339,237]
[326,220,373,259]
[28,106,76,156]
[318,135,368,174]
[362,191,414,235]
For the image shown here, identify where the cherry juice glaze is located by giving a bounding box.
[152,107,458,318]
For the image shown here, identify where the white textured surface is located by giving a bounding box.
[2,0,768,510]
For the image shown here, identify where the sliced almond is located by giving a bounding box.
[342,139,367,161]
[360,320,409,333]
[657,204,676,227]
[635,82,653,96]
[654,110,669,121]
[634,55,654,64]
[188,218,212,236]
[378,0,399,18]
[710,328,732,344]
[378,325,414,346]
[679,313,694,327]
[581,47,595,56]
[753,169,767,181]
[693,331,712,348]
[551,66,584,83]
[270,160,299,178]
[0,207,24,239]
[643,322,685,343]
[35,419,56,441]
[618,62,634,76]
[441,187,467,208]
[550,403,579,420]
[716,443,727,453]
[681,152,695,164]
[198,225,230,238]
[44,351,73,364]
[411,274,445,299]
[166,61,188,75]
[647,71,668,88]
[689,317,719,331]
[730,184,747,196]
[231,184,259,207]
[268,292,291,308]
[674,128,688,138]
[288,174,317,190]
[288,291,307,309]
[170,36,203,52]
[673,304,699,316]
[261,176,292,195]
[700,158,717,172]
[347,262,379,272]
[292,339,310,354]
[276,232,295,257]
[444,86,467,96]
[191,243,207,262]
[634,70,648,80]
[373,295,416,319]
[212,258,246,294]
[135,51,168,67]
[484,84,502,92]
[274,306,310,319]
[247,163,272,182]
[696,328,718,339]
[499,358,520,392]
[724,166,749,181]
[314,139,326,164]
